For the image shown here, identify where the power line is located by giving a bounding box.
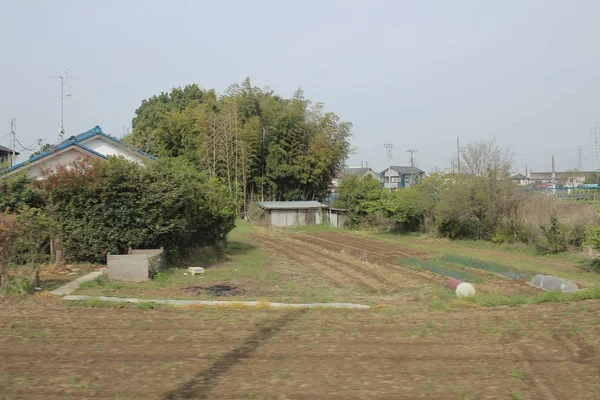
[15,137,38,152]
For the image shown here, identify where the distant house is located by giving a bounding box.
[511,173,529,186]
[256,201,346,228]
[380,166,425,190]
[0,145,19,166]
[2,126,154,180]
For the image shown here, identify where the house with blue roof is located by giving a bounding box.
[2,126,154,179]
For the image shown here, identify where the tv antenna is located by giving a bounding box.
[49,67,74,141]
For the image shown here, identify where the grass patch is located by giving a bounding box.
[67,298,130,308]
[442,255,529,279]
[452,287,600,308]
[135,301,160,310]
[403,258,483,282]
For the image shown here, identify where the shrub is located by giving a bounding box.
[45,157,236,263]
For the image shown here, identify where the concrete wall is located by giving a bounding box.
[108,249,166,282]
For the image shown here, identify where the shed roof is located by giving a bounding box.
[257,201,328,210]
[511,173,527,180]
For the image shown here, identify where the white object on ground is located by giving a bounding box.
[529,275,579,292]
[188,267,205,276]
[51,269,107,296]
[61,295,371,309]
[455,282,476,297]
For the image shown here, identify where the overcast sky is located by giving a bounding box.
[1,0,599,173]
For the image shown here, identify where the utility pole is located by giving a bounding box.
[50,67,73,141]
[10,119,16,166]
[525,163,528,185]
[407,149,417,187]
[577,146,583,171]
[456,137,461,174]
[595,125,599,170]
[384,142,394,191]
[551,154,556,189]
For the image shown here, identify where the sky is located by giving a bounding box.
[1,0,600,173]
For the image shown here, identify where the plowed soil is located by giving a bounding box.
[1,300,599,399]
[269,231,537,296]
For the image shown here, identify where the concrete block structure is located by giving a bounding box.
[107,249,165,282]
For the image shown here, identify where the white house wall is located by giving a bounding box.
[82,137,145,164]
[24,148,96,180]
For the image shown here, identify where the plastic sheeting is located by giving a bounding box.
[529,274,579,292]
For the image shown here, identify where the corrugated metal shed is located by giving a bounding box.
[257,201,328,210]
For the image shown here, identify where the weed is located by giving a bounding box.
[34,291,58,303]
[153,271,172,283]
[425,379,434,396]
[67,299,129,308]
[510,390,523,400]
[68,375,88,389]
[79,274,107,288]
[511,369,524,380]
[136,301,159,310]
[255,299,271,309]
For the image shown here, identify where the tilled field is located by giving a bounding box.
[1,300,600,399]
[257,231,538,296]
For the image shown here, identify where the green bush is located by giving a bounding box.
[45,157,236,263]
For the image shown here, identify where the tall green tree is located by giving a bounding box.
[124,79,352,206]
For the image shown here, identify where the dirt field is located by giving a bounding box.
[1,299,600,399]
[258,231,540,297]
[5,224,600,399]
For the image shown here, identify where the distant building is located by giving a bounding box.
[379,166,425,190]
[529,171,594,187]
[2,126,153,180]
[511,173,529,186]
[0,145,19,166]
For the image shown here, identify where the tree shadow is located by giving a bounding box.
[163,308,308,399]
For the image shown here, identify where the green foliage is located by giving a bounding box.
[45,157,236,263]
[135,301,160,310]
[335,175,436,231]
[584,173,600,185]
[0,174,45,212]
[124,79,352,204]
[403,257,482,282]
[441,255,529,279]
[334,175,383,228]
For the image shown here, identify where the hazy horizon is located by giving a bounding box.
[2,0,599,174]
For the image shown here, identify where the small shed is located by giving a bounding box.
[257,201,347,228]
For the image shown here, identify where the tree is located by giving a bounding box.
[30,143,52,158]
[461,138,514,179]
[584,173,600,185]
[124,79,352,206]
[335,175,383,228]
